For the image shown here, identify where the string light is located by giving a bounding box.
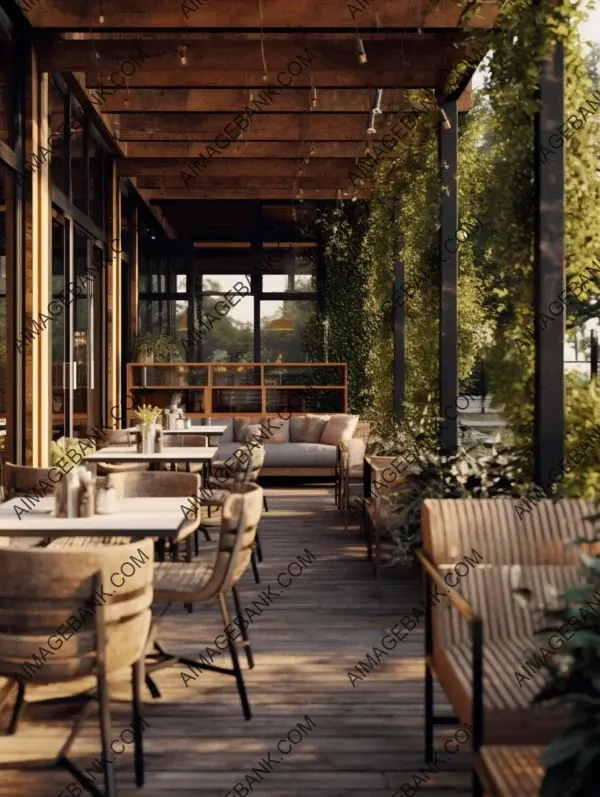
[367,110,377,136]
[373,89,383,116]
[357,38,367,64]
[179,46,187,66]
[310,85,317,110]
[440,109,452,130]
[99,0,104,23]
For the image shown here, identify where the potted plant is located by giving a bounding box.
[526,510,600,797]
[134,404,162,453]
[368,413,527,564]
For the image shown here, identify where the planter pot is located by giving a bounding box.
[137,424,158,453]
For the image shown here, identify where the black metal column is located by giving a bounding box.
[393,203,405,424]
[439,99,458,453]
[534,42,565,488]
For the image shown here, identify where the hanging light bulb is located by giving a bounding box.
[309,143,315,157]
[304,154,310,164]
[99,0,104,23]
[367,111,377,136]
[249,90,254,104]
[90,48,100,61]
[373,89,383,116]
[124,93,130,108]
[440,108,451,130]
[357,38,367,64]
[310,86,317,110]
[179,46,187,66]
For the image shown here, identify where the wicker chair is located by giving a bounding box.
[206,445,266,584]
[93,429,149,477]
[163,434,209,473]
[338,438,366,526]
[3,463,58,549]
[147,482,264,720]
[107,471,209,562]
[0,538,154,797]
[334,421,371,507]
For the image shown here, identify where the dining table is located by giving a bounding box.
[162,425,228,446]
[0,495,187,540]
[83,444,219,480]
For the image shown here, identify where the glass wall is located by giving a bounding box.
[49,76,111,438]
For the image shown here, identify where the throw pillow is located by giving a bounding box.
[260,417,290,444]
[320,414,360,446]
[239,424,265,445]
[296,414,330,443]
[234,416,263,442]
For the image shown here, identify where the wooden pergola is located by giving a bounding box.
[19,0,565,485]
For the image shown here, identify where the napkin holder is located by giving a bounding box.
[54,466,95,518]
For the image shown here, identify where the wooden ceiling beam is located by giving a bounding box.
[27,0,501,30]
[141,189,370,201]
[137,177,365,190]
[117,112,400,140]
[120,158,369,177]
[117,141,367,158]
[38,38,454,72]
[99,87,409,114]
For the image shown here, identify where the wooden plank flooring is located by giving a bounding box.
[0,487,472,796]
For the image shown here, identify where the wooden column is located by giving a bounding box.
[439,99,458,453]
[534,42,564,487]
[107,160,121,425]
[24,57,51,466]
[393,203,405,423]
[129,203,139,337]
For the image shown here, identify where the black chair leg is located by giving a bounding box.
[425,659,434,762]
[250,550,260,584]
[131,658,145,787]
[232,586,254,669]
[219,592,252,720]
[255,531,263,563]
[96,668,117,797]
[7,683,26,735]
[194,528,200,555]
[201,525,211,541]
[262,494,269,512]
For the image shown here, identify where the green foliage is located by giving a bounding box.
[303,203,379,415]
[131,332,181,362]
[464,0,600,493]
[385,435,527,563]
[519,511,600,796]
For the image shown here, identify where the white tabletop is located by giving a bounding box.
[84,445,219,462]
[162,426,227,436]
[0,496,188,538]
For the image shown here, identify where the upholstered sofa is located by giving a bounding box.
[194,415,370,478]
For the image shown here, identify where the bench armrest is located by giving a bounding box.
[416,548,480,622]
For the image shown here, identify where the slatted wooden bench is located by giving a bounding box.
[475,746,544,796]
[417,497,595,795]
[418,560,581,795]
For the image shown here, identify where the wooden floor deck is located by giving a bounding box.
[0,486,472,796]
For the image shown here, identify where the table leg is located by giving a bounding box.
[363,458,372,500]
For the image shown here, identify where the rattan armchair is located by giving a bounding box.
[0,538,154,797]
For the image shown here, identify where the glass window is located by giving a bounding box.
[193,292,254,363]
[260,248,316,292]
[89,129,105,228]
[260,299,316,362]
[70,96,86,213]
[202,274,251,293]
[49,79,67,192]
[0,25,14,147]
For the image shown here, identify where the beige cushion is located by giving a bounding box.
[320,414,360,446]
[263,418,290,443]
[239,424,264,443]
[233,416,263,442]
[292,414,329,443]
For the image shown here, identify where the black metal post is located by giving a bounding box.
[591,330,598,383]
[439,99,458,453]
[534,41,565,488]
[393,203,405,424]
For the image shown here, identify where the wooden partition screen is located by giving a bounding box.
[126,362,348,422]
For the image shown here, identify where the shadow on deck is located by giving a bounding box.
[0,487,471,796]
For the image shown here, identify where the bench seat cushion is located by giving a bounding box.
[215,441,337,468]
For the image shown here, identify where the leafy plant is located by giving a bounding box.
[134,404,161,429]
[50,437,95,467]
[384,438,528,563]
[524,510,600,797]
[131,332,181,362]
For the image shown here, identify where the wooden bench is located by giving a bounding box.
[475,746,544,796]
[417,498,596,794]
